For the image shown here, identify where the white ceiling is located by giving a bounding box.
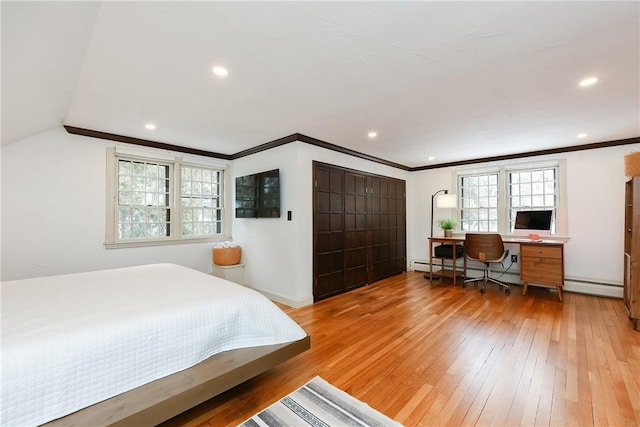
[2,1,639,167]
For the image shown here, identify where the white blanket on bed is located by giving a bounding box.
[1,263,306,426]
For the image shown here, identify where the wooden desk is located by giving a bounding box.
[428,237,466,285]
[427,236,565,300]
[519,241,565,301]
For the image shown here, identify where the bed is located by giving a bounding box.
[1,263,310,426]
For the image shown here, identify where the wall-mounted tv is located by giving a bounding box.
[235,169,280,218]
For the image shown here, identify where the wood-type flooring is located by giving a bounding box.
[163,271,640,426]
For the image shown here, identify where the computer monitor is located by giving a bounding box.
[513,210,553,237]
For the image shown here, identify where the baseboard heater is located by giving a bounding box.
[410,259,623,299]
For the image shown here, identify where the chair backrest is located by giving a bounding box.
[464,233,505,261]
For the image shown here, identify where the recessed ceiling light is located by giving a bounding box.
[579,76,598,87]
[577,133,588,138]
[145,123,156,130]
[428,156,435,161]
[368,131,377,138]
[212,66,228,77]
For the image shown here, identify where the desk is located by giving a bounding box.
[427,236,565,301]
[519,241,565,301]
[428,237,466,285]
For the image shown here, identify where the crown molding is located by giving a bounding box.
[64,125,639,171]
[232,133,410,170]
[63,126,233,160]
[408,136,640,171]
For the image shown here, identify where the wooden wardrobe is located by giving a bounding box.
[624,176,640,330]
[313,162,406,301]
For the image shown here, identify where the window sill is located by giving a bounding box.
[449,232,570,243]
[104,235,233,249]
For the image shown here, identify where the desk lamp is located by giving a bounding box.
[431,189,457,237]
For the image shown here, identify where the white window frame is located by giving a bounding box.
[458,169,500,232]
[105,146,231,248]
[454,159,568,238]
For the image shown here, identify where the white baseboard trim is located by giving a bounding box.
[410,258,623,299]
[563,279,623,299]
[245,285,314,308]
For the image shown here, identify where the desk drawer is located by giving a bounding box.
[521,257,563,284]
[521,245,562,259]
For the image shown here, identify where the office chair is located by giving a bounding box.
[463,233,510,295]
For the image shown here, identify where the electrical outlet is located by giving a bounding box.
[511,254,518,263]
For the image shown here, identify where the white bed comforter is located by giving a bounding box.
[1,263,307,426]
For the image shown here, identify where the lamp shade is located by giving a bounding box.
[436,193,457,208]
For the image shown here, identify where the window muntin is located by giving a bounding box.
[508,167,557,233]
[460,173,499,232]
[109,149,226,245]
[181,165,223,236]
[456,162,562,236]
[117,159,171,240]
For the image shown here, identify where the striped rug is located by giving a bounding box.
[239,376,403,427]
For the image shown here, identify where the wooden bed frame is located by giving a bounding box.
[44,335,310,426]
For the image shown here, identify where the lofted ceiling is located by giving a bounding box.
[2,1,639,168]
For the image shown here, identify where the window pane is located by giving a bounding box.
[114,155,224,242]
[133,176,145,191]
[459,172,498,232]
[508,167,558,233]
[180,165,223,237]
[118,191,131,205]
[118,175,131,191]
[133,162,145,176]
[133,191,145,205]
[119,223,131,239]
[133,223,145,238]
[116,158,173,241]
[119,207,131,222]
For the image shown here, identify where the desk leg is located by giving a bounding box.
[522,282,529,296]
[428,239,433,281]
[452,244,457,285]
[463,248,467,280]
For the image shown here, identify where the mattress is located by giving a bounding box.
[1,263,307,426]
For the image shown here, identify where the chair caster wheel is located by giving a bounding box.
[462,284,467,288]
[505,288,510,296]
[480,288,485,294]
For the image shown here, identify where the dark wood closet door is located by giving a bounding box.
[344,172,368,290]
[367,176,386,283]
[313,166,345,300]
[389,180,407,275]
[367,177,407,282]
[313,162,406,302]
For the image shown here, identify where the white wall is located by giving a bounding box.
[408,144,639,296]
[1,127,225,280]
[232,141,409,306]
[563,147,628,283]
[3,127,637,302]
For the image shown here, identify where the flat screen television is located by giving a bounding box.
[513,209,553,237]
[235,169,280,218]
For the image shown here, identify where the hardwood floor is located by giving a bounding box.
[162,272,640,426]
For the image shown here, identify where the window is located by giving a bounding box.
[117,159,172,240]
[456,161,565,236]
[508,167,557,233]
[181,165,223,236]
[106,147,227,247]
[460,173,499,232]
